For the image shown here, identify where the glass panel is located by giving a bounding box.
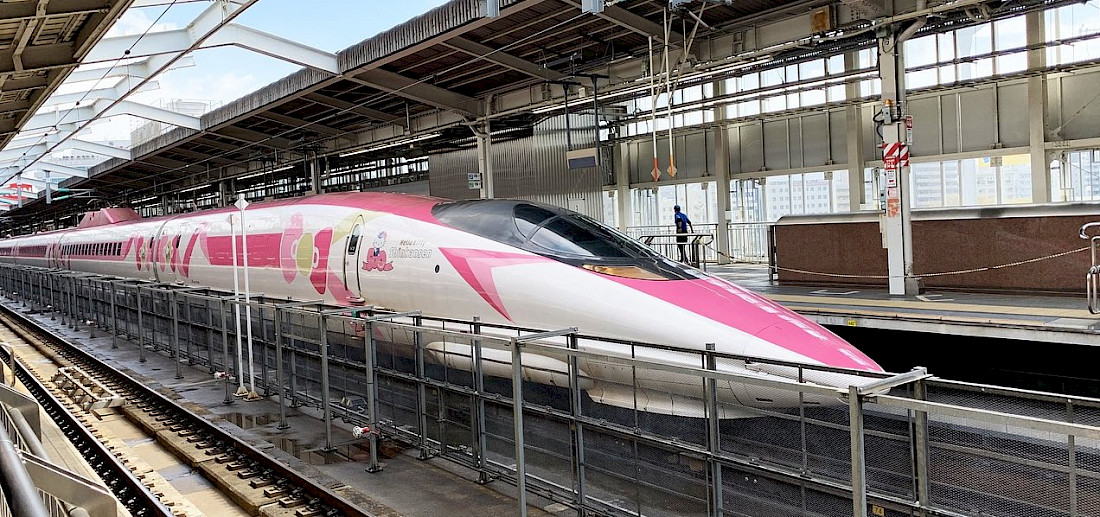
[999,154,1033,204]
[803,172,831,214]
[832,170,851,212]
[944,160,961,206]
[911,161,944,208]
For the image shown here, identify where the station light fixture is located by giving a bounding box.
[338,133,441,158]
[238,166,294,182]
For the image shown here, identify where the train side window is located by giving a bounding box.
[347,225,361,255]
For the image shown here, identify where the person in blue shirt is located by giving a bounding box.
[673,204,693,263]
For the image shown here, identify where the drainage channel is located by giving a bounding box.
[0,301,373,517]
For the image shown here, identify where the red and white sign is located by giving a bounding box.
[904,115,914,144]
[882,142,910,170]
[884,155,898,171]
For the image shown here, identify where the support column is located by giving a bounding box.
[878,29,919,296]
[310,155,324,195]
[218,179,232,207]
[714,127,732,265]
[615,142,631,230]
[475,124,494,199]
[1027,11,1049,203]
[845,51,867,212]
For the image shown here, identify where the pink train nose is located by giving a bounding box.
[754,321,883,372]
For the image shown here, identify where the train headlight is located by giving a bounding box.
[581,264,668,280]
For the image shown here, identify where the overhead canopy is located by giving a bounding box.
[0,0,134,148]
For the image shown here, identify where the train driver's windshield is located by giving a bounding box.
[432,199,699,280]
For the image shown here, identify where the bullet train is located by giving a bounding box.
[0,191,885,417]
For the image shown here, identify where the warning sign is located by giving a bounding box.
[884,155,898,171]
[905,115,914,144]
[882,142,909,170]
[887,197,901,217]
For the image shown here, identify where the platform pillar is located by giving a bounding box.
[475,124,494,199]
[878,27,919,296]
[1026,11,1050,203]
[614,142,631,231]
[845,51,866,212]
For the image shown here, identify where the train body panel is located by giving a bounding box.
[0,192,885,417]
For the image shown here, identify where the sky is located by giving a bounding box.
[51,0,452,143]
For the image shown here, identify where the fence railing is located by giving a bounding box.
[626,222,772,264]
[0,381,117,517]
[1,263,1099,517]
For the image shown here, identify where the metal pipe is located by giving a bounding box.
[136,286,145,363]
[171,291,182,380]
[511,337,528,517]
[849,385,867,517]
[229,214,245,395]
[0,423,50,517]
[364,317,380,472]
[275,307,288,430]
[319,310,333,452]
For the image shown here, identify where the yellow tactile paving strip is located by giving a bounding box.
[766,294,1095,326]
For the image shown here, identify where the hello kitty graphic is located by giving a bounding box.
[362,231,394,272]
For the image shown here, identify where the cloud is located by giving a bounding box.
[105,8,179,38]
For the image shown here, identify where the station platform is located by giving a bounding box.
[708,263,1100,347]
[2,300,564,517]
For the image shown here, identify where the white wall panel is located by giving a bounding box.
[763,120,790,170]
[960,89,997,151]
[1056,70,1100,140]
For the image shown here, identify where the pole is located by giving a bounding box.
[229,213,246,396]
[511,338,528,517]
[239,196,258,400]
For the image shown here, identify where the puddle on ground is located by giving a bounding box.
[221,412,352,465]
[224,412,278,429]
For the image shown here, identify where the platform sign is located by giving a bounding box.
[885,170,897,188]
[887,197,901,217]
[883,155,898,171]
[467,172,482,190]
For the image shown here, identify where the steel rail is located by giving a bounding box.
[0,298,373,517]
[0,313,175,517]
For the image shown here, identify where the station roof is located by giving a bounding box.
[8,0,821,218]
[0,0,1066,230]
[0,0,133,149]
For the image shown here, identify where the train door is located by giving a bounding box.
[343,216,365,303]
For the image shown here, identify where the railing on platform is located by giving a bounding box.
[626,222,772,264]
[0,383,117,517]
[1081,222,1100,313]
[1,263,1099,517]
[636,232,712,269]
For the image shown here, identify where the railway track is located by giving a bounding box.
[0,300,375,517]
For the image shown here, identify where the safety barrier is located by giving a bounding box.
[1081,222,1100,313]
[0,382,117,517]
[1,264,1099,517]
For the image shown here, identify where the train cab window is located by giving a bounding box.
[433,199,698,280]
[347,225,361,255]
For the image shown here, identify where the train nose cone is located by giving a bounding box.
[754,321,882,372]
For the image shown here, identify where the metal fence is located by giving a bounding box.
[1,263,1099,517]
[0,377,118,517]
[626,223,772,264]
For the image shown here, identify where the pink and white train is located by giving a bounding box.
[0,192,885,417]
